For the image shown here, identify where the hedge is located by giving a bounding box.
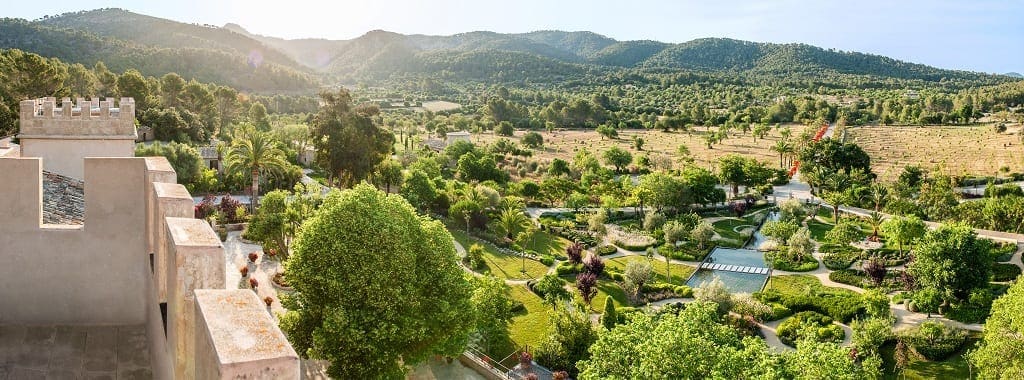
[596,245,618,256]
[776,311,844,347]
[992,263,1022,282]
[758,289,863,323]
[900,321,967,361]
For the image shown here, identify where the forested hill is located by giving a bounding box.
[2,8,1015,92]
[0,11,318,92]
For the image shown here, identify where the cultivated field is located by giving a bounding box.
[845,124,1024,180]
[470,124,812,171]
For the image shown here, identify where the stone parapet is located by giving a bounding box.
[194,290,300,380]
[18,97,137,138]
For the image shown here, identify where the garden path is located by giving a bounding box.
[223,231,287,317]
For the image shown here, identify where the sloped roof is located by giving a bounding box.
[42,171,85,225]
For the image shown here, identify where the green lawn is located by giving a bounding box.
[450,229,550,280]
[879,338,979,379]
[712,218,756,243]
[766,274,860,298]
[605,256,696,285]
[523,230,571,258]
[507,285,553,360]
[584,280,632,312]
[806,218,834,241]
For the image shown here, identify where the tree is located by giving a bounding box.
[760,220,799,244]
[908,223,993,302]
[603,146,632,173]
[731,293,772,321]
[372,159,404,193]
[471,276,514,353]
[623,260,654,301]
[534,274,570,311]
[577,301,776,379]
[777,198,807,224]
[695,277,733,316]
[718,154,749,197]
[824,220,863,245]
[663,221,687,245]
[863,256,887,286]
[312,89,394,187]
[547,158,571,177]
[245,185,322,259]
[786,227,814,263]
[280,184,474,379]
[116,69,153,110]
[969,279,1024,378]
[399,170,436,212]
[496,205,530,241]
[566,242,584,265]
[535,304,599,377]
[642,212,666,232]
[879,215,926,256]
[450,199,483,232]
[596,124,618,139]
[522,131,544,148]
[575,272,598,306]
[496,121,514,136]
[226,131,289,210]
[691,222,714,250]
[134,141,203,190]
[601,298,618,330]
[798,139,873,182]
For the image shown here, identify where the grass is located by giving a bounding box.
[523,230,571,258]
[450,229,550,280]
[605,256,696,285]
[712,218,756,243]
[766,274,860,299]
[879,338,979,380]
[507,285,553,358]
[584,280,632,312]
[806,218,835,241]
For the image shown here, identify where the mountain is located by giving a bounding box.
[1007,72,1023,78]
[1,8,1013,92]
[0,10,318,92]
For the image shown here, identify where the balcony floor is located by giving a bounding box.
[0,324,151,380]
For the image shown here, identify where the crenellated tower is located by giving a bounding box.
[17,96,138,179]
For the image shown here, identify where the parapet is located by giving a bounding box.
[17,97,137,138]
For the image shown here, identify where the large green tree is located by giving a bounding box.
[969,279,1024,379]
[312,89,394,187]
[908,223,993,302]
[281,184,474,379]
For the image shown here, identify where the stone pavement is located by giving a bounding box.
[0,324,151,380]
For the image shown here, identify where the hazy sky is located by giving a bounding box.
[10,0,1023,74]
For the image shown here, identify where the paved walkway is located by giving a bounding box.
[0,325,151,379]
[223,231,287,317]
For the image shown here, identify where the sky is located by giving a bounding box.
[8,0,1023,74]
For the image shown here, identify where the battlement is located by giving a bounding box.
[18,96,137,138]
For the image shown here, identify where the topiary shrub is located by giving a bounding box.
[776,311,844,347]
[899,321,967,361]
[596,245,618,256]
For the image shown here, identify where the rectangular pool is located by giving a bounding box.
[705,247,767,268]
[686,269,768,294]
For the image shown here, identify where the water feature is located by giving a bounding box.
[684,209,778,293]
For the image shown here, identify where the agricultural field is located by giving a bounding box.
[469,124,812,171]
[846,124,1024,180]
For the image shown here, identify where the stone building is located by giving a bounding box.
[17,97,138,179]
[445,130,471,146]
[0,97,299,379]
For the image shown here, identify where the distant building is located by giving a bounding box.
[0,136,18,158]
[198,145,222,172]
[298,146,316,166]
[137,125,155,142]
[445,131,471,146]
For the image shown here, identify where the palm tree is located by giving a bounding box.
[868,211,884,240]
[496,206,530,242]
[226,131,288,211]
[771,140,792,169]
[869,183,888,212]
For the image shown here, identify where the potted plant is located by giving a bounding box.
[249,278,259,290]
[518,351,532,370]
[264,296,273,307]
[239,266,249,277]
[248,252,259,263]
[266,248,278,258]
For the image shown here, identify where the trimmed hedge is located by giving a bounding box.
[990,241,1017,262]
[776,311,844,347]
[764,302,793,321]
[992,263,1022,282]
[555,262,582,276]
[900,321,967,361]
[770,254,820,272]
[829,269,867,288]
[596,244,618,256]
[758,289,863,323]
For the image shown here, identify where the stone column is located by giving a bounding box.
[164,217,225,379]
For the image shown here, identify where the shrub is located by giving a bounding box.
[992,262,1022,282]
[643,213,666,232]
[596,245,618,256]
[829,269,866,288]
[764,302,792,321]
[822,251,859,270]
[769,253,819,272]
[900,321,967,361]
[776,311,844,347]
[539,255,554,266]
[556,262,582,276]
[990,241,1017,262]
[945,288,996,323]
[467,244,486,269]
[757,288,863,323]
